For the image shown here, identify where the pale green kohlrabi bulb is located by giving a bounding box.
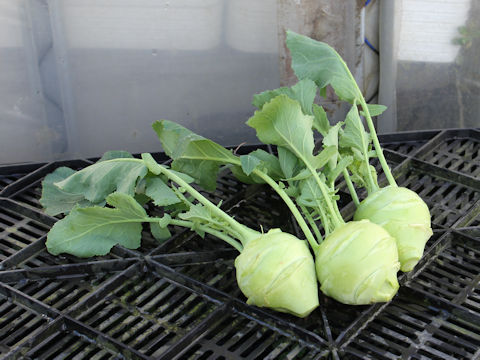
[316,220,400,305]
[354,186,433,272]
[235,228,319,318]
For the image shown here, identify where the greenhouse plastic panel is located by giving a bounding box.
[0,129,480,359]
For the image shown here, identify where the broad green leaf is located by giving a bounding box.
[323,122,343,169]
[312,104,330,136]
[98,150,133,162]
[240,154,261,176]
[312,146,337,170]
[233,149,284,183]
[286,30,362,104]
[297,177,327,208]
[243,149,283,180]
[350,147,365,161]
[152,120,202,158]
[348,160,379,194]
[54,159,148,204]
[323,123,341,148]
[229,166,256,184]
[284,168,311,181]
[145,177,181,206]
[278,147,302,179]
[339,105,370,155]
[360,104,387,117]
[178,203,225,230]
[150,221,171,242]
[325,155,353,185]
[46,193,147,257]
[40,167,98,216]
[252,79,318,115]
[153,120,238,191]
[284,185,299,197]
[247,95,316,165]
[171,141,232,191]
[134,193,151,206]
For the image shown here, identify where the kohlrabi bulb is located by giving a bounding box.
[354,186,433,272]
[235,228,319,317]
[316,220,400,305]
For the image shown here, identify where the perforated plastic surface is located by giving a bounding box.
[0,129,479,359]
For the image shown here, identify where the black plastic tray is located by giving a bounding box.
[0,129,479,359]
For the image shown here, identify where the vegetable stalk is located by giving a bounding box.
[284,30,433,272]
[141,153,259,247]
[41,151,320,317]
[152,119,321,251]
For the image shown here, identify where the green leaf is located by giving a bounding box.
[244,149,284,180]
[247,95,316,165]
[178,203,226,231]
[360,104,387,117]
[252,79,318,115]
[312,146,337,170]
[339,105,370,155]
[325,155,353,185]
[54,159,148,204]
[312,104,330,136]
[40,167,98,216]
[348,160,379,194]
[284,168,312,181]
[153,120,238,191]
[233,149,284,182]
[98,150,133,162]
[286,30,362,104]
[284,185,299,197]
[297,177,327,208]
[323,122,341,148]
[323,122,342,169]
[150,221,171,242]
[134,193,150,206]
[240,154,261,176]
[152,120,202,158]
[46,193,147,257]
[145,177,181,206]
[277,147,302,179]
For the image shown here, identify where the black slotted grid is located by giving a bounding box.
[0,130,479,359]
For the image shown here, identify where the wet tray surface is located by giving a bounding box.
[0,129,480,359]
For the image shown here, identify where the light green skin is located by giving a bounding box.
[316,220,400,305]
[235,228,319,318]
[354,186,433,272]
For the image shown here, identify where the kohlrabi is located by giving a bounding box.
[284,30,433,272]
[40,152,319,318]
[246,94,400,305]
[154,96,400,305]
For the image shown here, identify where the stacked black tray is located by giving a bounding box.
[0,129,479,359]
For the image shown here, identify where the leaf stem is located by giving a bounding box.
[358,98,397,187]
[142,153,260,246]
[305,163,344,228]
[253,170,320,252]
[300,205,325,240]
[164,218,243,252]
[342,168,360,206]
